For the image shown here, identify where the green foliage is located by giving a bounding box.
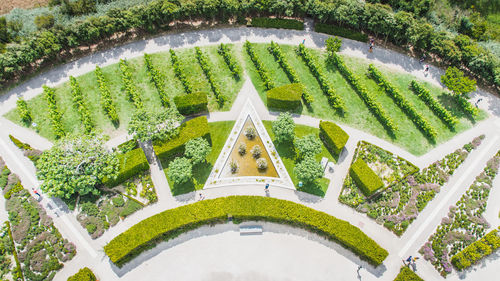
[119,199,142,217]
[251,17,304,30]
[217,43,241,79]
[251,145,262,158]
[174,92,208,116]
[393,266,424,281]
[36,135,119,198]
[16,98,32,125]
[69,76,94,134]
[294,134,322,159]
[368,64,436,140]
[34,14,55,30]
[315,23,368,42]
[85,223,97,234]
[272,112,295,143]
[185,137,211,165]
[144,53,170,107]
[244,41,275,90]
[294,156,324,183]
[169,49,192,94]
[128,107,182,143]
[441,67,477,95]
[119,59,142,109]
[167,157,192,184]
[325,36,342,53]
[319,120,349,156]
[194,47,227,106]
[350,158,384,196]
[266,83,302,111]
[451,228,500,270]
[94,65,119,124]
[61,0,97,16]
[67,267,96,281]
[104,196,388,267]
[103,147,149,187]
[112,196,125,207]
[455,94,479,116]
[43,85,65,139]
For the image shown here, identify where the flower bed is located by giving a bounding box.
[8,135,42,163]
[340,136,483,235]
[419,150,500,276]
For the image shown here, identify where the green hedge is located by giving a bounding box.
[174,92,208,116]
[104,196,388,267]
[266,83,302,111]
[153,116,211,161]
[394,266,424,281]
[350,158,384,196]
[319,121,349,156]
[67,267,96,281]
[251,17,304,30]
[103,147,149,187]
[315,23,368,42]
[451,227,500,270]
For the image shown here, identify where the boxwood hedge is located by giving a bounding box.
[266,83,302,111]
[104,196,388,267]
[67,267,96,281]
[103,147,149,187]
[251,17,304,30]
[350,158,384,196]
[174,92,208,116]
[451,227,500,270]
[319,121,349,156]
[314,23,368,42]
[393,266,423,281]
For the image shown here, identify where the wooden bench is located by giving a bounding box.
[239,225,263,235]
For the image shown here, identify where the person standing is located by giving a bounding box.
[32,188,41,199]
[265,183,269,192]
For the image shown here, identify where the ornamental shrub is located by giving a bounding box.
[266,83,303,111]
[245,127,256,140]
[144,53,170,107]
[167,157,192,184]
[69,76,94,133]
[272,112,295,143]
[43,85,65,139]
[256,158,268,170]
[393,266,423,281]
[95,65,119,124]
[350,158,384,196]
[174,92,208,116]
[85,223,97,234]
[245,41,274,90]
[102,147,149,188]
[251,145,262,158]
[112,196,125,207]
[169,49,192,94]
[251,18,304,30]
[319,121,349,156]
[238,142,246,155]
[217,43,241,79]
[185,137,211,165]
[451,228,500,270]
[67,267,96,281]
[119,59,142,109]
[194,47,227,106]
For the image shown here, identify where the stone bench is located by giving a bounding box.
[239,225,263,235]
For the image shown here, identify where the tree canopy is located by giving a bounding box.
[185,137,211,165]
[441,66,477,96]
[167,157,192,184]
[128,108,182,143]
[294,134,322,159]
[294,156,323,183]
[272,112,295,143]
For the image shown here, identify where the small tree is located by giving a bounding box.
[238,142,246,155]
[245,127,256,140]
[128,108,182,143]
[167,157,192,184]
[256,158,268,170]
[294,156,323,183]
[251,145,262,158]
[185,137,211,165]
[441,67,476,96]
[294,134,322,159]
[272,112,295,143]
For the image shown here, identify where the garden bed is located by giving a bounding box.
[339,136,484,235]
[9,135,42,163]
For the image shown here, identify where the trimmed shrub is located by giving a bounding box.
[174,92,208,116]
[315,23,368,42]
[67,267,96,281]
[153,116,211,162]
[319,121,349,156]
[102,147,149,188]
[451,228,500,270]
[393,266,423,281]
[455,94,478,117]
[350,158,384,196]
[266,83,302,111]
[104,196,388,267]
[251,17,304,30]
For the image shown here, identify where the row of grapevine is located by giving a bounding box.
[169,49,193,94]
[296,44,345,112]
[194,47,227,106]
[328,53,397,133]
[410,80,458,128]
[217,43,241,79]
[144,53,171,107]
[43,85,65,139]
[119,59,143,109]
[244,41,275,90]
[95,66,119,124]
[16,98,32,125]
[69,76,94,134]
[368,65,436,140]
[455,94,479,117]
[267,41,314,104]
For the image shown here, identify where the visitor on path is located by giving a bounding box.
[32,188,41,200]
[356,265,362,279]
[198,193,205,201]
[424,65,429,75]
[403,256,412,267]
[302,39,306,45]
[475,98,483,108]
[265,183,269,192]
[369,38,374,53]
[419,54,426,63]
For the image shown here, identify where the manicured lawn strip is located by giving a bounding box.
[451,227,500,270]
[263,121,332,197]
[394,266,424,281]
[104,196,388,267]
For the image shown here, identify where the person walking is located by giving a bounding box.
[424,65,429,75]
[369,38,374,53]
[302,38,306,45]
[32,188,41,200]
[265,183,269,192]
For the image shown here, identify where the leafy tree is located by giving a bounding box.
[294,134,322,159]
[272,112,295,143]
[36,135,119,198]
[185,137,211,165]
[128,108,182,143]
[167,157,192,184]
[294,156,323,183]
[441,66,477,96]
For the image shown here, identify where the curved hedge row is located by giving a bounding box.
[169,49,193,94]
[368,65,436,140]
[104,196,388,267]
[95,66,119,124]
[69,76,94,134]
[217,43,241,79]
[267,41,313,104]
[410,80,458,128]
[329,53,397,133]
[144,53,170,107]
[119,59,143,109]
[43,85,65,139]
[194,47,227,106]
[244,41,275,90]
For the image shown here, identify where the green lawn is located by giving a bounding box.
[163,121,235,195]
[263,120,332,197]
[244,43,487,155]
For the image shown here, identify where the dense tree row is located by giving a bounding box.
[95,65,119,124]
[368,65,437,140]
[43,85,65,139]
[296,43,345,112]
[194,47,227,106]
[144,53,171,107]
[69,76,94,134]
[119,59,143,109]
[328,53,397,133]
[0,1,498,92]
[16,98,32,126]
[410,80,458,128]
[217,43,241,79]
[244,41,274,90]
[169,49,193,94]
[267,41,314,104]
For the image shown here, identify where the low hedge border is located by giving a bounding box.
[251,17,304,30]
[103,147,149,187]
[314,23,368,42]
[104,196,388,267]
[451,227,500,270]
[350,158,384,196]
[319,120,349,156]
[174,92,208,116]
[266,83,302,111]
